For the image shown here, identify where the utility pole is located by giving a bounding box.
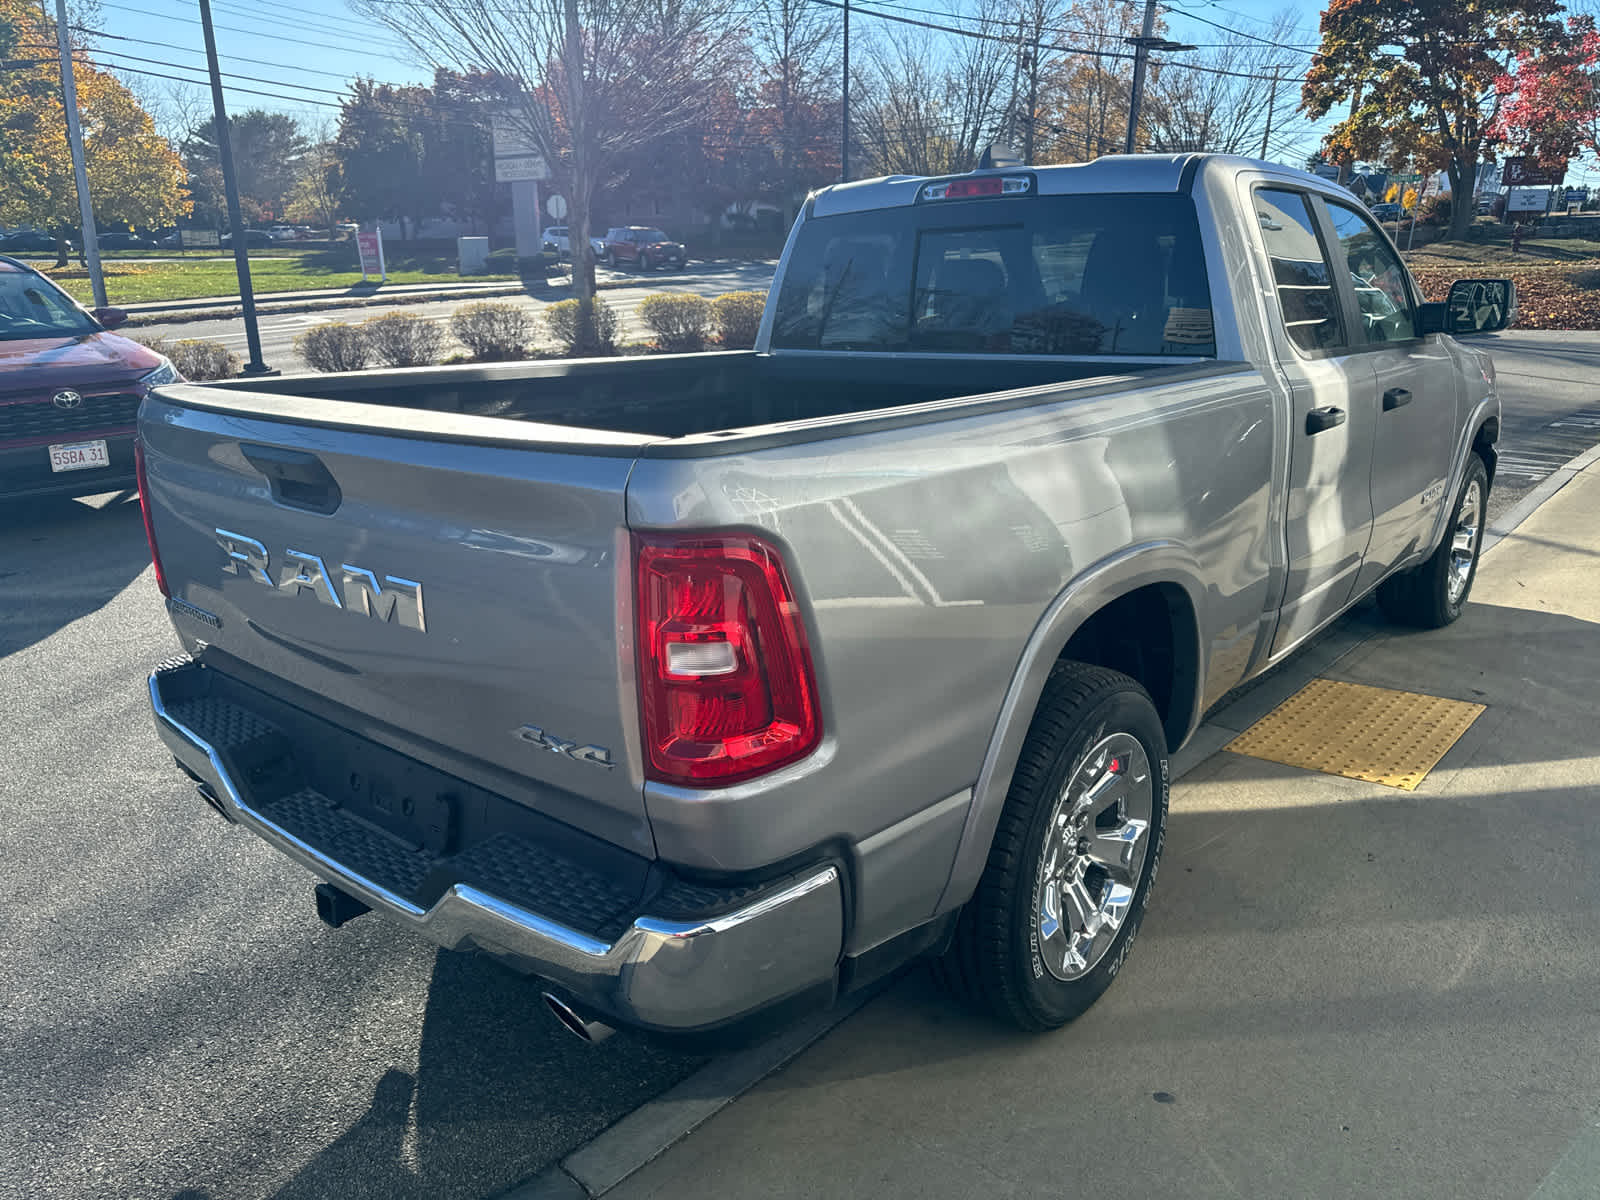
[1259,65,1280,160]
[841,0,850,182]
[1122,1,1195,154]
[198,0,271,374]
[53,0,105,308]
[1123,0,1156,154]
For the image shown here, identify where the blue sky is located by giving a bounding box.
[87,0,1596,187]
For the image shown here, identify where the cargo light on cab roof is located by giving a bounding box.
[919,175,1033,201]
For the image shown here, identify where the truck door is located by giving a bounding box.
[1318,197,1458,594]
[1252,187,1379,658]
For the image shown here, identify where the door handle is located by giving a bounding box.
[240,443,342,514]
[1383,387,1413,411]
[1305,406,1347,435]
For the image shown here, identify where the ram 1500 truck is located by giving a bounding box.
[138,154,1513,1040]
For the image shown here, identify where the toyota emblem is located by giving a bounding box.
[52,390,84,411]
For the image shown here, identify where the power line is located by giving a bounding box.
[71,24,397,82]
[93,1,420,63]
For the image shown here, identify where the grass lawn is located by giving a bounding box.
[43,248,523,305]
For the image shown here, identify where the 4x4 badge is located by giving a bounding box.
[512,725,615,770]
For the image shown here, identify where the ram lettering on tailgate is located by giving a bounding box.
[214,528,426,632]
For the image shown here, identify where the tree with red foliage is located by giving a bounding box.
[1489,15,1600,168]
[1303,0,1569,240]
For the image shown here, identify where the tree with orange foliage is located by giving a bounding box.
[0,0,189,264]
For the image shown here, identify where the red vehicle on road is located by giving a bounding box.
[600,227,688,271]
[0,255,178,502]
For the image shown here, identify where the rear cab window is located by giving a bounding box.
[771,193,1216,357]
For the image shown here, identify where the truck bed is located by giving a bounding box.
[188,352,1234,446]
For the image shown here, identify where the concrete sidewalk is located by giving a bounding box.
[592,462,1600,1200]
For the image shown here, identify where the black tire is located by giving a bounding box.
[936,662,1169,1031]
[603,249,615,269]
[1377,454,1489,628]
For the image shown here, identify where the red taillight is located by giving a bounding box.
[635,533,821,787]
[134,435,169,597]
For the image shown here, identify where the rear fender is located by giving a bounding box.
[931,542,1206,916]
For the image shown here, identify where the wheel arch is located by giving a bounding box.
[932,542,1206,916]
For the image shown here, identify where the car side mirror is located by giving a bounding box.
[92,306,128,330]
[1445,278,1516,334]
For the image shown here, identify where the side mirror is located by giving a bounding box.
[1445,278,1516,334]
[92,306,128,330]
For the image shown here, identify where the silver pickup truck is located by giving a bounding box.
[138,154,1512,1042]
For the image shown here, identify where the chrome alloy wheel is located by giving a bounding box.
[1034,733,1154,982]
[1448,478,1483,607]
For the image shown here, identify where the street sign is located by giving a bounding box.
[356,228,385,281]
[546,193,568,221]
[1504,157,1567,187]
[1390,172,1421,183]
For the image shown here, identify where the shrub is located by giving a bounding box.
[294,322,371,373]
[135,335,240,381]
[362,311,445,367]
[544,296,619,356]
[639,292,712,352]
[712,291,764,348]
[450,301,533,360]
[1419,192,1453,228]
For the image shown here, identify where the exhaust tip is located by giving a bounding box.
[542,992,615,1044]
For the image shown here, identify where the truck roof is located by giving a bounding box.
[810,152,1309,218]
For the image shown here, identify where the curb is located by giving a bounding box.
[483,440,1600,1200]
[494,984,886,1200]
[121,284,545,329]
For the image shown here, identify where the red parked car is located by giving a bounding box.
[600,226,688,271]
[0,255,178,502]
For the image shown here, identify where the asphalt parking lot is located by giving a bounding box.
[2,332,1598,1199]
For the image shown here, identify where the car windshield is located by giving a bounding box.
[637,230,669,243]
[0,268,97,340]
[771,192,1215,356]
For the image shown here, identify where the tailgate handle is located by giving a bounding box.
[241,444,342,515]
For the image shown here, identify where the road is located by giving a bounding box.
[134,261,778,373]
[1,333,1597,1200]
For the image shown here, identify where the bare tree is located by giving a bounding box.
[1033,0,1143,162]
[748,0,839,221]
[852,0,1012,177]
[1003,0,1068,162]
[349,0,743,343]
[1143,9,1310,160]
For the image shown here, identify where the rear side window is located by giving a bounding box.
[771,193,1215,356]
[1255,188,1344,353]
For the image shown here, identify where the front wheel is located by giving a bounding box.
[1377,454,1489,628]
[937,662,1168,1031]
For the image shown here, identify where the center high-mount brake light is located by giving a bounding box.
[635,533,821,787]
[920,175,1033,201]
[134,435,169,598]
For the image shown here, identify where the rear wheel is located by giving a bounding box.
[1377,454,1488,628]
[937,662,1168,1031]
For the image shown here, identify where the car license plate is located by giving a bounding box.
[48,439,110,473]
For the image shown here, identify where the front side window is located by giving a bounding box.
[1254,188,1345,354]
[771,193,1215,356]
[1325,200,1417,343]
[0,269,97,341]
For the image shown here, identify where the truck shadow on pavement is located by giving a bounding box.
[0,492,151,659]
[255,950,704,1200]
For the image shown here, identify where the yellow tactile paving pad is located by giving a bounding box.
[1226,678,1485,790]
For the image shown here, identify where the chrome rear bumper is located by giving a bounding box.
[149,660,844,1034]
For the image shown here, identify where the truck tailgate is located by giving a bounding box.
[139,391,650,856]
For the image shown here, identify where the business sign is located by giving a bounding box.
[1506,187,1551,214]
[180,228,220,248]
[1503,157,1566,187]
[491,109,550,182]
[356,228,385,281]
